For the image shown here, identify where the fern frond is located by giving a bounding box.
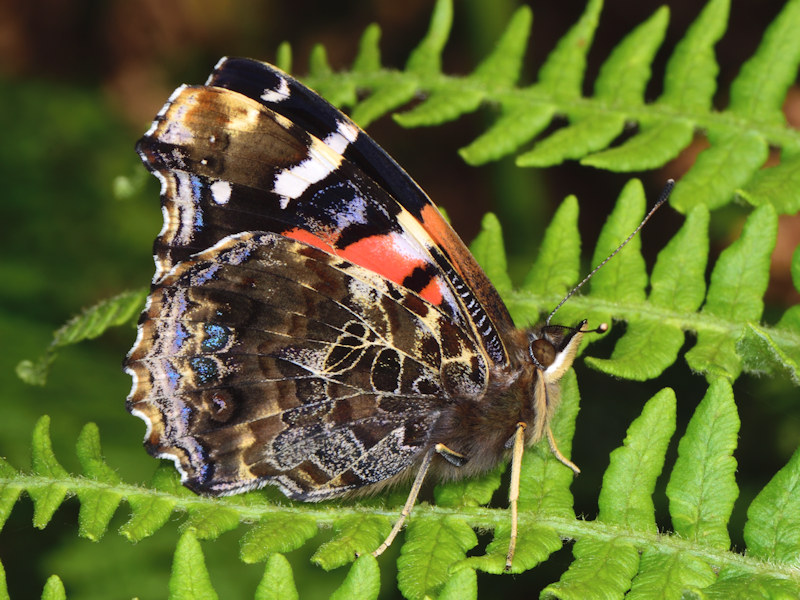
[256,554,300,600]
[295,0,800,214]
[3,376,800,597]
[685,203,778,380]
[468,213,513,295]
[170,530,218,600]
[738,322,800,384]
[437,567,477,600]
[240,514,319,562]
[15,288,147,386]
[492,181,797,384]
[397,517,478,600]
[542,537,640,599]
[311,516,391,571]
[599,389,676,530]
[40,576,66,600]
[9,187,799,596]
[666,379,739,548]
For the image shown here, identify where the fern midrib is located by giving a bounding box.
[304,70,800,150]
[5,473,798,583]
[505,291,799,350]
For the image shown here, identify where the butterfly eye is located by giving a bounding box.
[529,338,556,369]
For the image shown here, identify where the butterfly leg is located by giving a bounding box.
[505,421,527,571]
[546,426,580,476]
[372,446,436,558]
[434,442,467,467]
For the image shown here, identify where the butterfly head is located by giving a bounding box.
[527,320,608,382]
[527,180,673,381]
[527,320,584,381]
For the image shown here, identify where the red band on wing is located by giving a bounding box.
[417,277,444,306]
[282,227,444,306]
[282,228,337,253]
[339,235,444,306]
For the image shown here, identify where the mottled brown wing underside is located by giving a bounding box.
[138,79,513,366]
[126,232,488,499]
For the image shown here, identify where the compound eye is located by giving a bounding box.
[530,338,556,368]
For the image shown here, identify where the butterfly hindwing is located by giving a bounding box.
[126,232,487,498]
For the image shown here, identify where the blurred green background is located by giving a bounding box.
[1,0,798,598]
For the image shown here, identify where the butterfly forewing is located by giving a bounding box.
[206,58,434,216]
[138,59,513,365]
[207,58,514,332]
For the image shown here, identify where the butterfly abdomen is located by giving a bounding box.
[427,365,539,480]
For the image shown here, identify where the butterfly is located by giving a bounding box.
[125,57,598,569]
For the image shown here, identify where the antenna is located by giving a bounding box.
[546,179,675,326]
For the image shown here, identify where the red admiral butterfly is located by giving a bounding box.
[125,57,665,569]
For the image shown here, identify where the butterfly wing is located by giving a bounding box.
[128,58,523,498]
[137,58,513,366]
[126,232,487,498]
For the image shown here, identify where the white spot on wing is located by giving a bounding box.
[210,180,232,205]
[339,119,359,142]
[273,142,342,203]
[206,57,229,84]
[260,76,291,103]
[322,119,359,155]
